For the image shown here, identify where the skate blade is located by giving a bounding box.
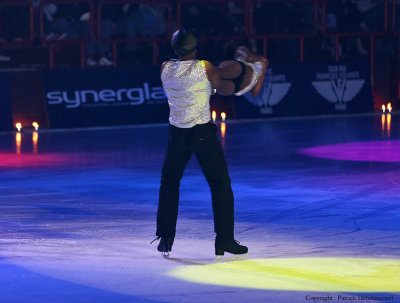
[161,252,170,258]
[215,253,248,262]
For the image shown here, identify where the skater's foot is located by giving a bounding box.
[151,236,174,254]
[158,237,174,253]
[215,239,248,257]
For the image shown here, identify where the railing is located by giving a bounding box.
[39,0,95,68]
[176,0,249,38]
[249,0,319,62]
[0,1,34,46]
[176,0,249,62]
[0,0,399,100]
[1,0,396,64]
[392,0,400,99]
[321,0,388,59]
[321,0,389,92]
[97,0,173,66]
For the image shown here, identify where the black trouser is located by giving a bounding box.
[156,122,234,242]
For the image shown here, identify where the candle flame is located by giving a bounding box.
[32,122,39,131]
[16,122,22,132]
[212,111,216,122]
[387,103,392,113]
[221,112,226,121]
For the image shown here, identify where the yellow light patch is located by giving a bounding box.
[168,258,400,292]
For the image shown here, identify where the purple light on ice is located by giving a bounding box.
[300,140,400,162]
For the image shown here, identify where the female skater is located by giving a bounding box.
[216,43,268,98]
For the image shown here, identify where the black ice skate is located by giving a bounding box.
[151,237,174,257]
[215,239,248,259]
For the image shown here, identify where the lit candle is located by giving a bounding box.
[387,103,392,113]
[382,105,386,113]
[221,112,226,121]
[212,111,216,122]
[32,122,39,131]
[15,122,22,132]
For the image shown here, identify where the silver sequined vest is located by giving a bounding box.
[161,59,212,128]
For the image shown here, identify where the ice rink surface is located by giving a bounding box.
[0,113,399,303]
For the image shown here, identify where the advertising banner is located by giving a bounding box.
[43,62,373,129]
[0,73,13,131]
[43,66,168,128]
[234,61,373,118]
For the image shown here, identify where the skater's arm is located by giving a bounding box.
[235,46,269,97]
[250,61,268,97]
[203,60,220,90]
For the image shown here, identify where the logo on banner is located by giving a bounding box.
[47,82,166,109]
[312,65,365,111]
[245,69,291,115]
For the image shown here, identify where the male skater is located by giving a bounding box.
[153,29,248,257]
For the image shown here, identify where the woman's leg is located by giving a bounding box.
[216,79,235,96]
[214,60,244,96]
[216,60,243,79]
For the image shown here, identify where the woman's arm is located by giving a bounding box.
[234,46,269,97]
[250,60,268,97]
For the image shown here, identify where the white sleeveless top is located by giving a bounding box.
[161,59,212,128]
[234,57,264,96]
